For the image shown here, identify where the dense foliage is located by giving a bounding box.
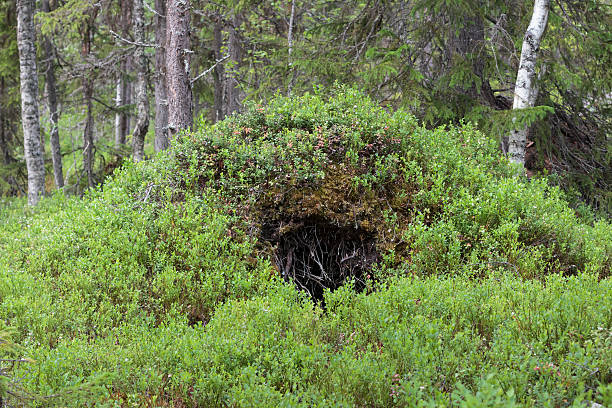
[0,91,610,406]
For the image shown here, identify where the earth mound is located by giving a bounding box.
[168,88,610,297]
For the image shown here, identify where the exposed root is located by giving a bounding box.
[264,217,379,301]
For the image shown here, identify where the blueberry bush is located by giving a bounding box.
[0,89,610,406]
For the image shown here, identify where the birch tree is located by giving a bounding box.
[286,0,296,96]
[16,0,45,205]
[508,0,550,167]
[132,0,149,161]
[114,0,131,151]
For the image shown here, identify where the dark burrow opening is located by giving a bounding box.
[264,218,380,301]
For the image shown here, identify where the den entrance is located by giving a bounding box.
[266,217,379,301]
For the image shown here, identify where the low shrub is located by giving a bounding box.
[5,274,610,407]
[0,88,610,406]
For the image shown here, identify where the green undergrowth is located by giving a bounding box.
[1,258,611,406]
[0,88,611,406]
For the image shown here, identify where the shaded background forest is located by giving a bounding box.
[0,0,610,212]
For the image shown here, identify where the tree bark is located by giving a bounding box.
[166,0,193,138]
[508,0,550,167]
[42,0,63,188]
[114,69,126,149]
[17,0,45,205]
[125,80,132,133]
[154,0,169,151]
[83,78,94,188]
[132,0,149,161]
[225,13,243,116]
[0,102,5,164]
[286,0,296,96]
[81,16,96,189]
[213,15,225,122]
[115,0,131,151]
[288,0,295,59]
[0,78,11,165]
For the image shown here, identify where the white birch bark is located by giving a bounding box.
[17,0,46,205]
[508,0,550,167]
[288,0,295,59]
[286,0,296,96]
[114,74,125,149]
[115,2,131,151]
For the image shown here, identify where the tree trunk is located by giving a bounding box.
[213,15,225,122]
[288,0,295,59]
[16,0,45,205]
[125,80,132,133]
[132,0,149,162]
[193,90,200,119]
[508,0,550,167]
[81,16,96,189]
[154,0,169,151]
[225,13,243,116]
[0,103,5,164]
[115,1,131,151]
[83,77,94,188]
[42,0,63,188]
[0,78,11,165]
[166,0,193,138]
[114,70,126,149]
[286,0,296,96]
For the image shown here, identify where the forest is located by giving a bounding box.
[0,0,611,406]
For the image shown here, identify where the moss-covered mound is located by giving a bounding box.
[0,89,610,407]
[172,88,610,287]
